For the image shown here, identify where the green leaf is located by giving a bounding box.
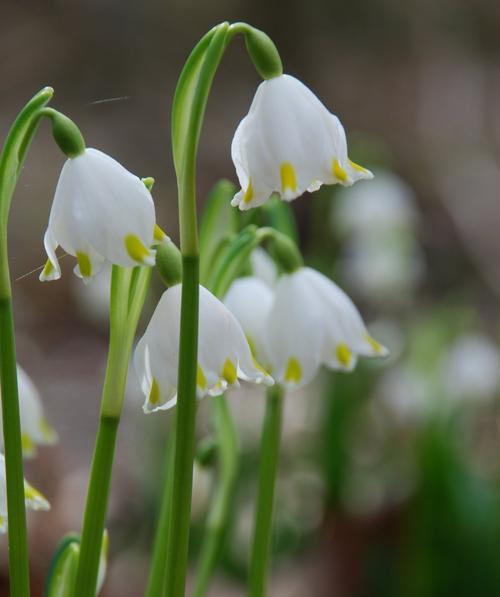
[199,179,237,284]
[44,534,80,597]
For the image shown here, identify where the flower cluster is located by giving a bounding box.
[224,261,387,388]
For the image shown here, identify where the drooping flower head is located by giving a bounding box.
[134,284,273,413]
[0,453,49,532]
[0,365,57,458]
[40,149,166,283]
[225,267,388,388]
[231,74,373,210]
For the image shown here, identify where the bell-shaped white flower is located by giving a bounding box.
[223,276,274,371]
[40,148,166,282]
[224,268,387,389]
[134,284,273,413]
[267,268,388,386]
[0,365,57,458]
[0,453,50,532]
[231,74,373,210]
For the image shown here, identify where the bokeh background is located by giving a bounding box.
[2,0,500,595]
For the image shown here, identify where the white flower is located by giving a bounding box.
[224,267,388,388]
[134,284,273,413]
[231,74,373,210]
[250,247,277,287]
[443,334,500,402]
[0,365,57,458]
[0,453,50,532]
[224,276,274,370]
[40,148,166,283]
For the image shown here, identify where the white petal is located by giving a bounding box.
[224,276,273,368]
[66,149,156,267]
[266,270,324,387]
[303,268,388,362]
[231,74,373,209]
[250,248,278,287]
[39,232,61,281]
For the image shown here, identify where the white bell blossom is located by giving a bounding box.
[40,148,166,283]
[0,365,57,458]
[231,74,373,210]
[443,334,500,402]
[134,284,273,413]
[224,276,274,371]
[225,268,387,389]
[0,453,49,532]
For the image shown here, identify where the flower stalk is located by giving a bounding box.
[193,395,239,597]
[74,265,151,597]
[248,383,284,597]
[0,87,54,597]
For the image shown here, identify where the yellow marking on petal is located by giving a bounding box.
[284,357,302,384]
[243,181,254,204]
[154,224,167,242]
[197,366,207,390]
[149,378,160,406]
[102,530,109,558]
[41,259,54,278]
[125,234,150,264]
[21,433,35,455]
[365,334,383,355]
[39,418,57,442]
[0,514,4,529]
[280,162,297,193]
[222,359,238,385]
[24,483,49,508]
[332,159,348,183]
[348,159,370,174]
[336,343,352,367]
[76,251,92,278]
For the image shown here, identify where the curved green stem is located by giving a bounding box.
[0,87,53,597]
[74,266,150,597]
[248,384,284,597]
[153,21,285,597]
[193,396,239,597]
[163,22,230,597]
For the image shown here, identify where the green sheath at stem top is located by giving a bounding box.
[0,87,54,597]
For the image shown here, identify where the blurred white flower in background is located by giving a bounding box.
[333,169,425,306]
[250,247,277,288]
[443,334,500,402]
[0,365,57,458]
[0,453,50,532]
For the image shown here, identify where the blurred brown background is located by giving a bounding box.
[2,0,500,595]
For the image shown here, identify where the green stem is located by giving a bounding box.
[163,22,230,597]
[0,295,29,597]
[193,396,239,597]
[72,416,118,597]
[248,384,284,597]
[0,86,53,597]
[74,266,150,597]
[163,256,199,597]
[145,425,176,597]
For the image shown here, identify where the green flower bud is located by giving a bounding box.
[230,23,283,80]
[156,240,182,287]
[43,108,85,158]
